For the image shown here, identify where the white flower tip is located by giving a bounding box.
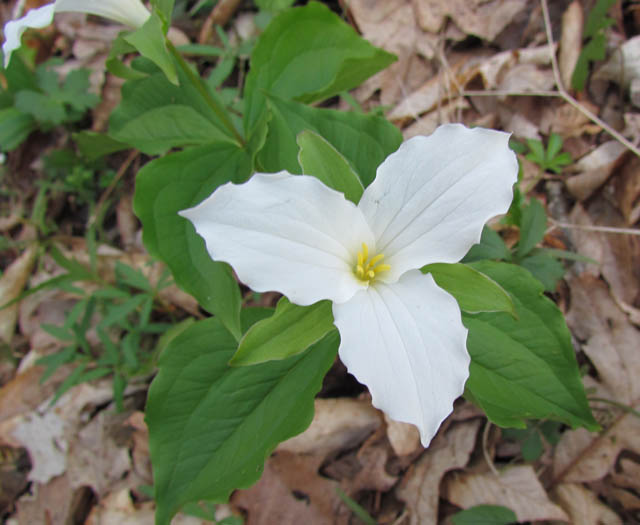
[2,4,55,68]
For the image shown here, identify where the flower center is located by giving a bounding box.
[354,242,390,283]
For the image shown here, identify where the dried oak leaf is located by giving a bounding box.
[232,451,347,525]
[554,483,622,524]
[444,465,569,522]
[396,419,481,525]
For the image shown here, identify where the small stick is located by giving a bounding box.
[198,0,243,44]
[539,0,640,157]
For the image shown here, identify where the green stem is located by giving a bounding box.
[166,40,245,146]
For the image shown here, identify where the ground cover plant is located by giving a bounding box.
[0,0,639,523]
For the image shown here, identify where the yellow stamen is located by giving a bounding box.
[353,242,391,283]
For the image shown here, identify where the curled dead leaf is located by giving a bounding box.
[444,465,569,522]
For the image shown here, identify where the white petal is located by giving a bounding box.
[2,4,55,68]
[54,0,150,28]
[333,270,469,447]
[358,124,518,282]
[2,0,150,68]
[180,172,375,306]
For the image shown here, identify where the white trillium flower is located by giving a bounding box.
[181,124,518,446]
[2,0,150,68]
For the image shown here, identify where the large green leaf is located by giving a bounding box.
[297,129,364,203]
[244,1,395,134]
[230,297,334,366]
[259,95,402,186]
[423,263,515,316]
[146,314,338,524]
[134,143,251,339]
[464,261,598,430]
[109,68,234,154]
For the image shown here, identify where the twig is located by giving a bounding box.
[460,89,562,98]
[549,218,640,236]
[482,419,500,476]
[198,0,243,44]
[539,0,640,157]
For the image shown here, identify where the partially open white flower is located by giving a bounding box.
[180,124,518,447]
[2,0,150,68]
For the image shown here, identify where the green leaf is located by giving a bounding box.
[255,0,296,11]
[0,107,35,151]
[112,105,231,154]
[260,95,402,186]
[462,227,511,263]
[72,131,129,161]
[244,1,395,134]
[463,261,598,431]
[451,504,518,525]
[123,13,177,85]
[423,263,515,316]
[584,0,616,38]
[15,90,66,125]
[519,251,565,292]
[151,0,175,27]
[517,198,546,258]
[231,297,334,366]
[146,316,338,524]
[134,143,251,340]
[109,68,235,154]
[297,129,364,203]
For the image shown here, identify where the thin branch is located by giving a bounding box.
[549,218,640,236]
[539,0,640,157]
[482,419,500,476]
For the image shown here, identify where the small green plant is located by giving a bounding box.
[502,420,563,461]
[42,149,116,206]
[36,247,173,410]
[0,56,99,152]
[525,133,572,174]
[572,0,616,91]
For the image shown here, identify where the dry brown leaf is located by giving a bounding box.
[559,1,583,89]
[614,154,640,225]
[277,398,381,457]
[566,141,627,201]
[126,411,153,484]
[498,62,555,93]
[555,483,622,524]
[413,0,527,41]
[595,35,640,89]
[567,203,640,305]
[0,245,37,344]
[402,99,470,139]
[0,381,113,483]
[85,489,209,525]
[566,274,640,404]
[444,465,569,522]
[66,410,131,497]
[232,451,347,525]
[0,363,73,424]
[384,413,421,456]
[388,54,478,121]
[396,419,481,525]
[553,398,640,484]
[10,473,76,525]
[539,102,600,137]
[348,0,435,107]
[343,439,398,493]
